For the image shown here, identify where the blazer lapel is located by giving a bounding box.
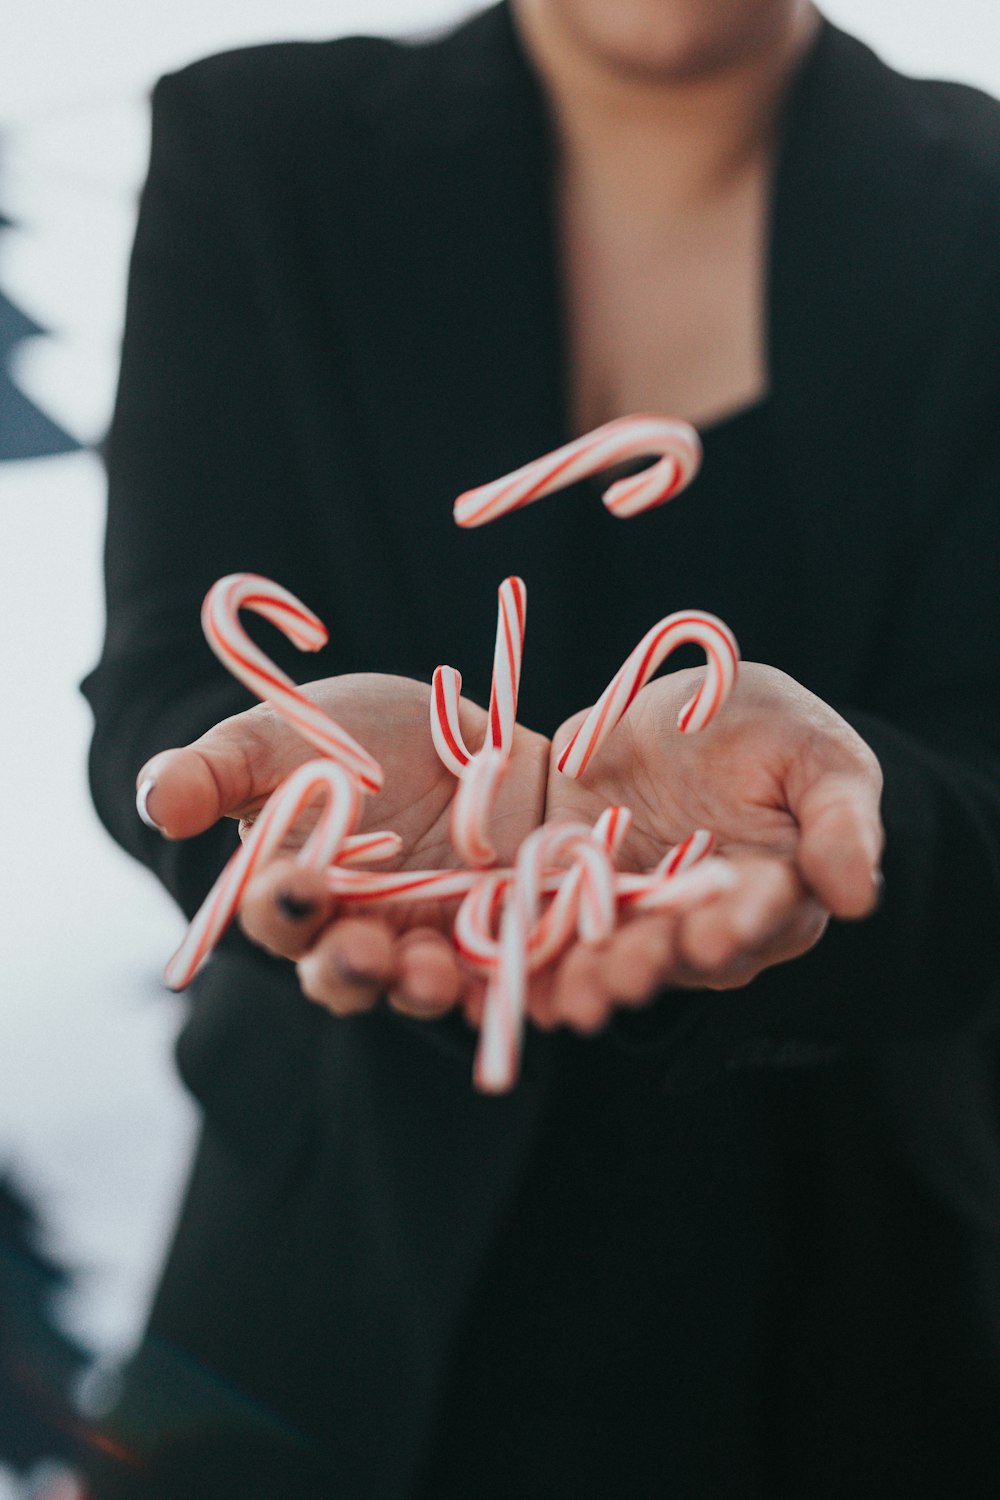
[329,3,573,680]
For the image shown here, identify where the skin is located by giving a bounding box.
[139,664,882,1035]
[519,0,821,430]
[512,0,818,86]
[140,677,548,1021]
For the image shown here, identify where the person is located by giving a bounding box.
[81,0,1000,1495]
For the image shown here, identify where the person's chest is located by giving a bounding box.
[558,155,771,434]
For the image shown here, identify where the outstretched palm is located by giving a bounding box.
[141,672,548,1015]
[548,664,816,868]
[536,662,884,1028]
[143,664,881,1038]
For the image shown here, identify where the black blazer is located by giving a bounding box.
[84,6,1000,1494]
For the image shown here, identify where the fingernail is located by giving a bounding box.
[136,779,164,833]
[277,891,317,922]
[871,869,885,909]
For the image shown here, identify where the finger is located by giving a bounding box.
[136,706,302,840]
[676,858,804,975]
[526,969,561,1031]
[297,918,396,1016]
[795,770,884,919]
[550,943,613,1033]
[238,858,336,960]
[388,927,465,1019]
[595,917,676,1007]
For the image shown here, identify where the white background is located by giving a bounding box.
[1,2,999,1491]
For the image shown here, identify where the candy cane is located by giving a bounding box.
[202,574,383,793]
[528,809,628,966]
[431,577,527,866]
[165,759,362,990]
[328,842,732,915]
[465,818,731,1091]
[453,823,585,970]
[592,805,633,855]
[453,869,509,970]
[557,611,739,778]
[447,750,507,868]
[327,867,486,905]
[473,824,571,1093]
[453,415,702,529]
[623,856,737,913]
[338,830,404,866]
[655,828,715,878]
[430,576,526,772]
[474,821,618,1093]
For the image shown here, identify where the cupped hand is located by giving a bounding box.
[139,664,883,1044]
[533,662,884,1032]
[138,673,548,1019]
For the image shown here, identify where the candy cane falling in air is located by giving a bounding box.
[453,414,702,528]
[557,610,740,778]
[202,573,384,793]
[430,575,527,866]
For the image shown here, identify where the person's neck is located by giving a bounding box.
[513,2,820,213]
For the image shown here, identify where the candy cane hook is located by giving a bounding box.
[557,610,740,778]
[202,573,383,793]
[431,576,527,867]
[165,759,364,990]
[453,415,702,529]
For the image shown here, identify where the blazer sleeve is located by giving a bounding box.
[632,193,1000,1071]
[789,449,1000,1049]
[769,177,1000,1050]
[617,460,1000,1073]
[82,64,332,919]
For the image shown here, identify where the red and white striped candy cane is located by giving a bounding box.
[454,823,590,975]
[621,856,737,912]
[326,866,486,905]
[453,415,702,529]
[326,839,723,920]
[453,868,509,971]
[430,576,526,773]
[528,808,628,967]
[337,830,404,866]
[557,610,739,779]
[591,804,634,855]
[607,827,722,912]
[474,821,618,1093]
[202,573,383,794]
[165,759,363,990]
[449,749,509,868]
[655,828,715,878]
[456,812,629,976]
[431,576,527,867]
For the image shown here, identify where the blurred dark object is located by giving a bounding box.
[0,1173,88,1473]
[0,195,82,461]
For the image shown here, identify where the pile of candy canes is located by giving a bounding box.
[162,415,740,1093]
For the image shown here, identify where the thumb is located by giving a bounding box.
[795,770,884,919]
[136,706,306,840]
